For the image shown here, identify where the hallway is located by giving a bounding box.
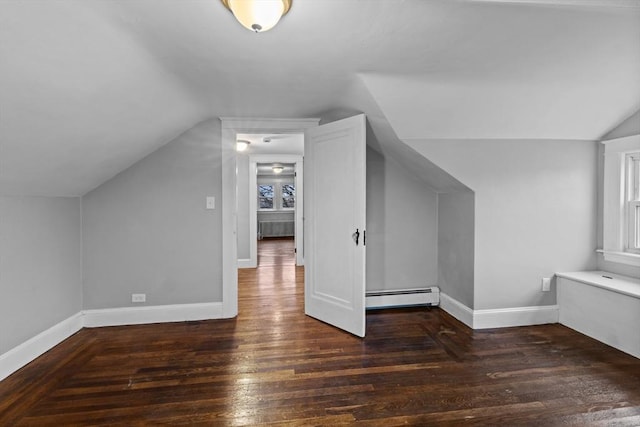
[258,238,296,267]
[238,237,304,324]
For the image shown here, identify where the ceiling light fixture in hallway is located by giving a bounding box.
[221,0,292,33]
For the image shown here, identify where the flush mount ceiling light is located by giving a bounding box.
[272,164,284,174]
[236,139,250,151]
[221,0,292,33]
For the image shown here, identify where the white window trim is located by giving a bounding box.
[625,153,640,254]
[281,183,296,211]
[257,180,296,211]
[601,135,640,267]
[258,183,276,211]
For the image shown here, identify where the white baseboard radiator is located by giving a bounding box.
[366,287,440,309]
[258,220,294,239]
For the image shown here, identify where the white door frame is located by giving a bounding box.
[220,117,320,318]
[247,154,304,268]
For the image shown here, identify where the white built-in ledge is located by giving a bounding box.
[556,270,640,359]
[555,270,640,299]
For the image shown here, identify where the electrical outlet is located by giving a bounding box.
[206,196,215,210]
[132,293,146,303]
[541,278,551,292]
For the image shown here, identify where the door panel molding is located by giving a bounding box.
[304,114,367,337]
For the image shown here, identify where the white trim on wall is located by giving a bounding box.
[221,122,239,318]
[439,292,559,329]
[0,302,225,381]
[439,292,474,328]
[237,258,253,268]
[0,312,84,381]
[83,302,224,328]
[473,305,559,329]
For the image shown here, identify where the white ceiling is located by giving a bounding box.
[1,0,639,196]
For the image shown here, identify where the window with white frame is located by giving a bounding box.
[258,182,295,211]
[602,135,640,266]
[282,184,295,209]
[258,184,274,209]
[626,152,640,254]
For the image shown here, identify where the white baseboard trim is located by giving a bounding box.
[0,312,83,382]
[439,292,474,328]
[439,292,559,329]
[237,258,255,269]
[473,305,559,329]
[83,302,225,328]
[0,302,225,382]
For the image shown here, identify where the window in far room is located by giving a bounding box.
[258,184,274,210]
[282,184,295,209]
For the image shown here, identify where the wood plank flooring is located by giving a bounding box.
[1,237,639,425]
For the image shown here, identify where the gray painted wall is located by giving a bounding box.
[366,147,438,291]
[82,119,223,309]
[406,139,598,310]
[0,196,82,353]
[438,191,475,308]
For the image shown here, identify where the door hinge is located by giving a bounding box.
[294,248,297,253]
[363,230,366,246]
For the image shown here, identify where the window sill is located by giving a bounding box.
[597,249,640,267]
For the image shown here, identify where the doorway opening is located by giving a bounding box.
[221,116,367,336]
[238,151,304,268]
[220,117,320,318]
[256,162,296,266]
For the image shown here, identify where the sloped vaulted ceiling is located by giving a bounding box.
[360,2,640,140]
[1,0,638,196]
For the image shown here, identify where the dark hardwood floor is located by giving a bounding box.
[1,237,639,425]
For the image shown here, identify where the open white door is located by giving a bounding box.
[304,114,366,337]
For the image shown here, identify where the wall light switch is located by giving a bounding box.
[541,278,551,292]
[206,196,215,210]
